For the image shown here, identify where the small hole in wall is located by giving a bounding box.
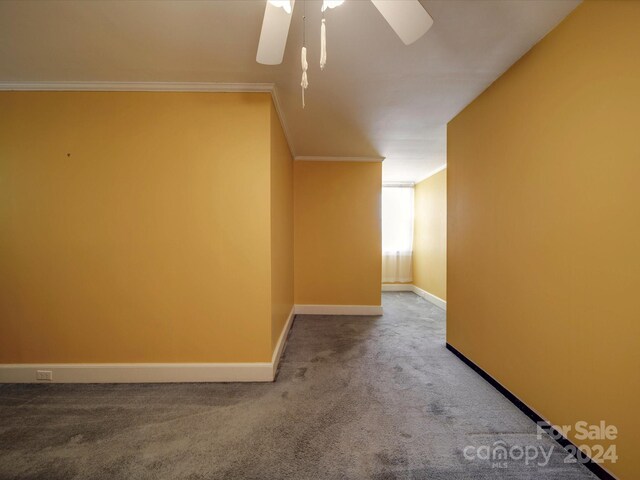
[66,153,71,157]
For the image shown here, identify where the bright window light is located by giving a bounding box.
[382,186,414,254]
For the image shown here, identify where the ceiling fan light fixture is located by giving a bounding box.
[321,0,345,13]
[268,0,293,14]
[258,0,432,106]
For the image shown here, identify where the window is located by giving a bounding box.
[381,186,414,283]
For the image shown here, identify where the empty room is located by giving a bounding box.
[0,1,638,479]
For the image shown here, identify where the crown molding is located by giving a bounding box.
[268,85,295,159]
[0,81,296,157]
[0,81,275,93]
[294,156,384,163]
[415,163,447,184]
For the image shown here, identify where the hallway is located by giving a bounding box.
[0,293,594,479]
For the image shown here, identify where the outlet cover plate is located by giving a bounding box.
[36,370,53,381]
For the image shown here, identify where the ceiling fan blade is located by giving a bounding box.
[256,0,296,65]
[370,0,433,45]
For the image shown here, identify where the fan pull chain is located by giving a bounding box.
[301,47,308,108]
[301,0,308,108]
[320,18,326,70]
[320,1,344,70]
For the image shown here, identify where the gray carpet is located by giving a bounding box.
[0,292,595,480]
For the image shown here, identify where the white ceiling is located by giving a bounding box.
[0,0,579,182]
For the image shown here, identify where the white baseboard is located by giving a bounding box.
[0,306,296,384]
[411,285,447,311]
[294,304,383,316]
[0,362,273,384]
[382,284,447,311]
[271,306,295,377]
[381,284,414,292]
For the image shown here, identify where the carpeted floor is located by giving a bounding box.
[0,292,595,480]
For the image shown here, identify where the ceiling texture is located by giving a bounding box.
[0,0,580,182]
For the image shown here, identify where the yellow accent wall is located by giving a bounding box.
[413,169,447,301]
[448,2,640,478]
[0,91,293,364]
[294,161,382,306]
[269,102,294,351]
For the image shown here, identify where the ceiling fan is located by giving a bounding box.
[257,0,433,65]
[256,0,434,106]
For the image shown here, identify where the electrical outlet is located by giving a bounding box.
[36,370,52,381]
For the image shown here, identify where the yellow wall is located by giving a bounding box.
[413,169,447,301]
[294,161,382,306]
[0,91,279,363]
[448,2,640,478]
[269,102,294,351]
